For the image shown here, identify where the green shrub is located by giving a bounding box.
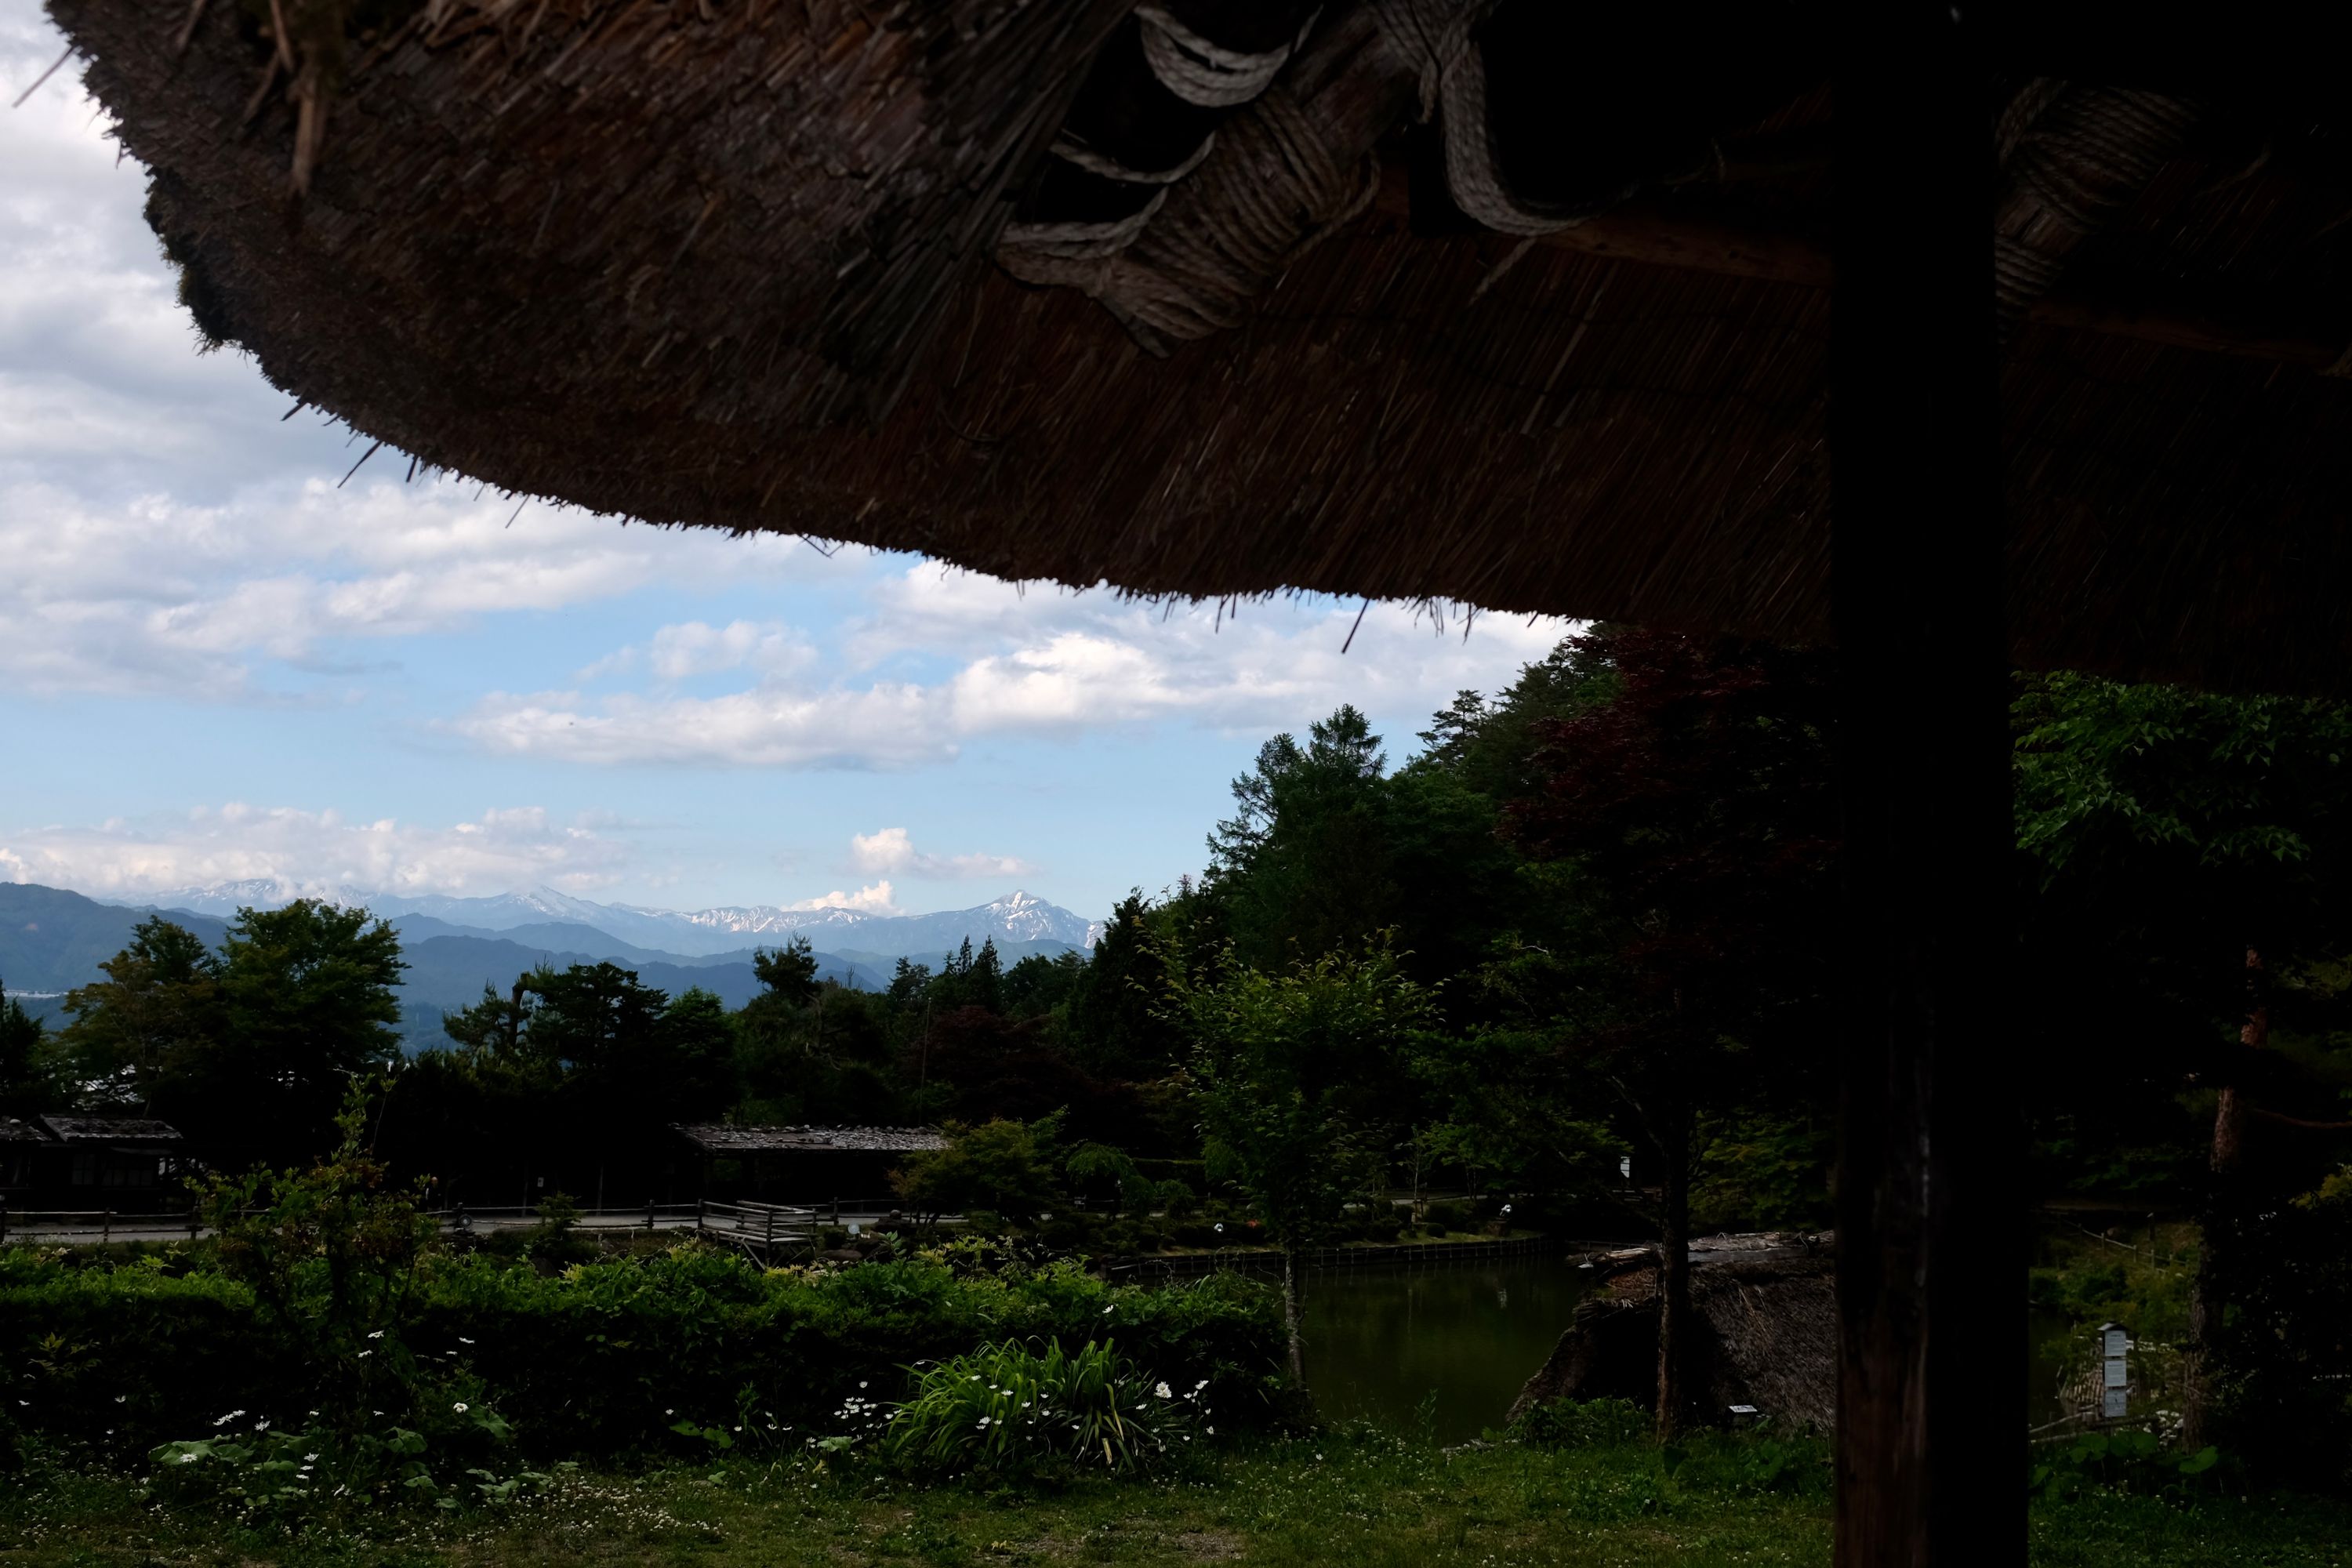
[879,1338,1205,1479]
[1422,1201,1471,1234]
[3,1244,1287,1467]
[2031,1428,2227,1501]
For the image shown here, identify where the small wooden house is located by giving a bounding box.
[0,1114,191,1212]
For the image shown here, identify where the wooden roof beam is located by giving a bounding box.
[1372,168,2350,372]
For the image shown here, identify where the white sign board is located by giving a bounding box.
[2102,1388,2129,1420]
[2103,1327,2129,1358]
[2103,1359,2129,1388]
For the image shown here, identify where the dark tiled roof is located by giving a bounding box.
[0,1116,48,1144]
[37,1115,186,1145]
[674,1123,947,1155]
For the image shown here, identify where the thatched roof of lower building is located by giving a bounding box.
[1512,1254,1838,1432]
[674,1123,948,1156]
[47,1,2352,691]
[34,1115,187,1148]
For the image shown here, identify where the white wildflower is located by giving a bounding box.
[453,1403,470,1414]
[180,1452,200,1464]
[1154,1382,1173,1400]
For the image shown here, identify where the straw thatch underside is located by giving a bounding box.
[48,0,2352,693]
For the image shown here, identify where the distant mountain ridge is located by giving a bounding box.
[110,883,1104,958]
[3,881,1091,1052]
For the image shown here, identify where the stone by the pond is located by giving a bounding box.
[1508,1249,1837,1432]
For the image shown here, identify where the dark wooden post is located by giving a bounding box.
[1831,6,2018,1563]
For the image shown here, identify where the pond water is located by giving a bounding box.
[1299,1255,1596,1444]
[1294,1258,2090,1443]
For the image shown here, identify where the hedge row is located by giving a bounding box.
[0,1244,1285,1461]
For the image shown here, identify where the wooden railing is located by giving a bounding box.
[0,1203,204,1246]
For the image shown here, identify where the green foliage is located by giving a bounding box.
[0,1240,1283,1469]
[893,1116,1064,1224]
[146,1403,534,1519]
[879,1338,1207,1479]
[195,1080,441,1434]
[751,938,822,1010]
[60,902,404,1167]
[57,916,225,1109]
[0,975,62,1115]
[1065,891,1186,1080]
[1690,1112,1833,1231]
[2030,1428,2229,1501]
[1166,937,1436,1258]
[1510,1396,1651,1450]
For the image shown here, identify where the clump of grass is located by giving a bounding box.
[880,1338,1206,1479]
[1508,1396,1651,1450]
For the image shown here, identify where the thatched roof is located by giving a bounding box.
[1512,1254,1838,1432]
[47,0,2352,691]
[674,1123,947,1155]
[35,1114,187,1148]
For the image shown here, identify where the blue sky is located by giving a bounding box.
[0,7,1570,925]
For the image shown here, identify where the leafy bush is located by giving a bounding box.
[2,1245,1287,1465]
[1421,1201,1472,1234]
[894,1117,1062,1224]
[2031,1428,2225,1501]
[880,1338,1206,1479]
[1509,1396,1650,1449]
[146,1401,536,1517]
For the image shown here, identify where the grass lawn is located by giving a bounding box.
[7,1426,2347,1567]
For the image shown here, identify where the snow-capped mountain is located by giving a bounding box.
[111,882,1098,958]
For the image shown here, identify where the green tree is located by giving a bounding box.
[1163,937,1436,1385]
[1508,629,1838,1438]
[0,978,61,1116]
[208,901,405,1167]
[750,937,822,1011]
[1065,892,1185,1080]
[441,978,535,1076]
[56,916,224,1112]
[1002,949,1085,1020]
[2014,670,2352,1444]
[1207,706,1400,967]
[891,1114,1063,1224]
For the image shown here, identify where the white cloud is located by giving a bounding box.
[0,473,880,699]
[583,620,815,682]
[0,25,868,702]
[782,880,902,916]
[0,804,633,900]
[455,681,950,769]
[458,587,1573,768]
[848,828,1031,880]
